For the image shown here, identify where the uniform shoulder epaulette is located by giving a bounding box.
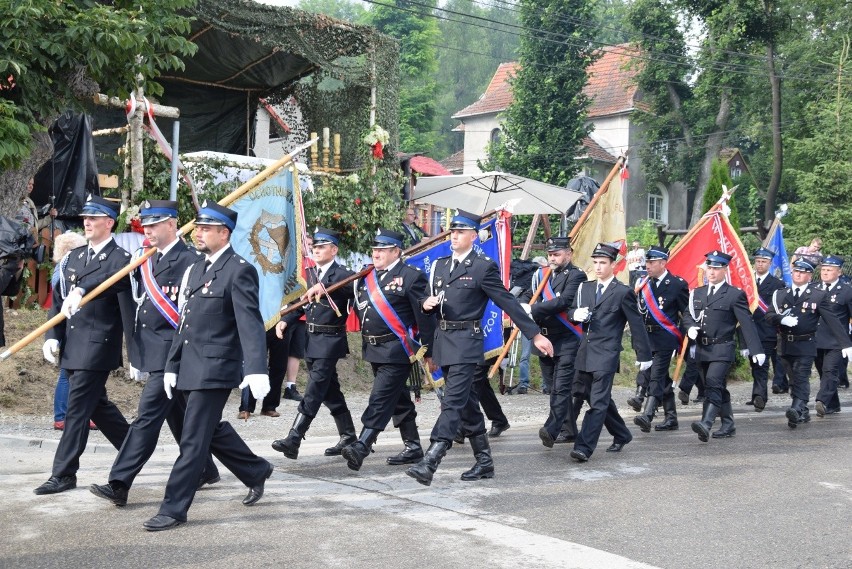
[676,276,686,283]
[123,250,130,257]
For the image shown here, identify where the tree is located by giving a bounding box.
[0,0,197,216]
[491,0,598,186]
[702,158,740,232]
[296,0,368,24]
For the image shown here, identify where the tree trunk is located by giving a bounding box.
[0,130,54,218]
[764,40,783,226]
[690,88,732,225]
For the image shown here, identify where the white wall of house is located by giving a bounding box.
[460,113,500,174]
[587,114,631,158]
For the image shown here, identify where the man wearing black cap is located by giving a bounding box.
[813,255,852,417]
[632,245,689,433]
[89,200,219,507]
[521,236,586,447]
[272,227,357,460]
[143,201,273,531]
[683,251,764,442]
[406,210,553,486]
[340,228,436,471]
[565,243,651,462]
[35,195,132,496]
[742,248,786,412]
[767,259,851,428]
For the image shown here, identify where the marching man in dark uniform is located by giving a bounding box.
[565,243,652,462]
[813,255,852,417]
[766,259,852,428]
[683,251,764,442]
[406,210,553,486]
[89,200,219,507]
[522,236,586,447]
[36,195,132,495]
[272,228,357,459]
[743,248,786,412]
[632,245,688,433]
[340,228,436,471]
[142,201,274,531]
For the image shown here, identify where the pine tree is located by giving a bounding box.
[702,158,740,232]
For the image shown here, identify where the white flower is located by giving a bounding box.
[363,125,390,146]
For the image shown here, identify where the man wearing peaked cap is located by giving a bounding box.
[813,254,852,417]
[340,227,437,471]
[194,199,237,231]
[682,250,764,443]
[742,247,786,412]
[36,194,133,496]
[272,225,357,460]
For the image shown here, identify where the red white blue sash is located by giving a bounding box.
[140,252,179,329]
[538,268,583,339]
[364,269,422,362]
[638,277,683,343]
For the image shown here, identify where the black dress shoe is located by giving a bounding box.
[515,386,528,394]
[542,387,551,395]
[693,395,706,403]
[745,399,754,406]
[678,390,689,405]
[34,475,77,495]
[772,385,782,394]
[143,514,183,532]
[243,463,274,506]
[554,432,575,444]
[753,395,765,412]
[569,449,589,462]
[538,427,555,448]
[606,442,627,452]
[89,483,128,507]
[197,473,221,490]
[488,422,510,437]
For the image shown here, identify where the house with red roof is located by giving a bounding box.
[447,45,688,230]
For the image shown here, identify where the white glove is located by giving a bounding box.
[128,364,146,382]
[637,360,652,371]
[780,315,798,327]
[42,339,59,364]
[164,372,177,400]
[841,347,852,360]
[573,306,590,322]
[520,303,532,316]
[60,288,84,319]
[740,349,749,358]
[239,373,270,402]
[752,353,766,366]
[689,345,696,359]
[687,327,699,340]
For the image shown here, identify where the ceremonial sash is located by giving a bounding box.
[538,268,583,339]
[139,253,180,329]
[638,277,683,343]
[364,270,424,362]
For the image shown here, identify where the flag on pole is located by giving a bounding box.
[230,167,306,330]
[570,171,628,282]
[765,220,792,286]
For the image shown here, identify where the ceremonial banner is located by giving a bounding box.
[405,213,512,358]
[570,173,628,282]
[666,208,759,311]
[230,168,306,330]
[765,220,793,286]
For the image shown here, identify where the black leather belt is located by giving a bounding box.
[363,332,397,345]
[785,333,814,342]
[540,327,569,337]
[307,323,345,334]
[646,324,661,333]
[439,320,480,332]
[699,335,733,345]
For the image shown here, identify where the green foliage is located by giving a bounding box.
[626,219,660,248]
[491,0,598,186]
[296,0,368,23]
[702,159,740,232]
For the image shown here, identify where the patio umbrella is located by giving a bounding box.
[412,171,585,215]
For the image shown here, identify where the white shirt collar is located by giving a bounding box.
[88,236,114,256]
[452,248,473,262]
[597,275,615,290]
[823,280,838,291]
[157,237,181,258]
[316,260,334,276]
[205,243,231,267]
[383,258,401,272]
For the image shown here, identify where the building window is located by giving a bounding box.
[431,209,445,233]
[490,128,501,145]
[730,166,742,178]
[648,184,668,224]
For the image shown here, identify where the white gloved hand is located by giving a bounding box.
[637,360,653,371]
[60,288,84,319]
[740,349,749,358]
[841,347,852,360]
[687,327,699,340]
[573,306,590,322]
[42,339,59,364]
[129,365,143,382]
[164,372,177,400]
[752,353,766,366]
[780,315,798,327]
[689,345,696,359]
[239,373,270,402]
[520,303,532,316]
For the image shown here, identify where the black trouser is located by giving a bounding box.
[473,362,508,428]
[158,389,271,522]
[750,342,778,400]
[781,354,815,403]
[431,363,485,443]
[771,352,788,390]
[542,337,580,438]
[697,360,733,408]
[298,357,350,418]
[52,369,129,477]
[678,356,704,396]
[648,348,675,399]
[0,261,21,347]
[573,370,632,457]
[241,328,288,413]
[815,348,843,411]
[361,362,412,430]
[539,355,555,391]
[109,371,218,488]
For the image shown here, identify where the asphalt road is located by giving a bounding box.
[1,400,850,569]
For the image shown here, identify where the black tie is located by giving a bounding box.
[155,252,163,265]
[377,269,387,281]
[451,259,459,273]
[708,285,716,299]
[756,277,762,287]
[203,259,211,273]
[85,248,94,266]
[596,283,604,303]
[793,288,800,301]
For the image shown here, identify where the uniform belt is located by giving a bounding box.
[785,332,814,342]
[540,327,569,337]
[363,332,397,345]
[699,335,734,345]
[307,323,345,334]
[645,324,661,333]
[439,319,480,332]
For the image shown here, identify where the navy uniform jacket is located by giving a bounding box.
[638,271,689,353]
[165,248,267,390]
[354,262,436,364]
[814,282,852,350]
[129,240,201,372]
[48,239,132,371]
[767,285,851,357]
[751,273,786,345]
[427,250,539,366]
[523,264,586,354]
[569,279,651,374]
[682,282,763,363]
[282,260,354,360]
